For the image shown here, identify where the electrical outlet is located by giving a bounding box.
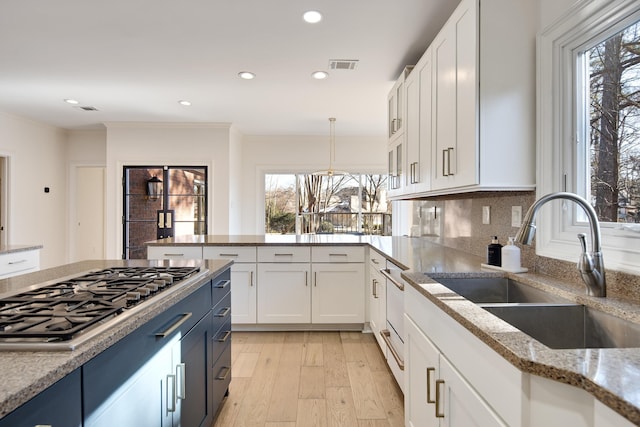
[511,206,522,228]
[482,206,490,224]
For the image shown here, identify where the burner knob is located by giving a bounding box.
[126,291,141,306]
[137,287,151,298]
[144,283,159,293]
[153,279,168,289]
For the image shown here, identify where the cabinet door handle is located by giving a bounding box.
[155,312,193,338]
[214,279,230,289]
[250,271,254,286]
[176,363,186,400]
[215,307,231,318]
[426,367,436,404]
[305,271,308,286]
[380,268,404,291]
[216,366,231,381]
[435,379,445,418]
[372,279,378,298]
[217,330,231,342]
[167,374,176,412]
[314,271,317,287]
[447,147,454,176]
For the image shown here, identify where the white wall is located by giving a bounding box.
[241,134,387,234]
[104,123,232,259]
[0,112,68,268]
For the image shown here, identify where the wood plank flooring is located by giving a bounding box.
[213,331,404,427]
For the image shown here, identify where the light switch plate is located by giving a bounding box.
[511,206,522,227]
[482,206,490,224]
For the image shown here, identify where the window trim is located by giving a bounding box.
[538,0,640,275]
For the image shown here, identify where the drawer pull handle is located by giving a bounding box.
[371,258,380,264]
[274,253,294,256]
[215,307,231,318]
[426,367,436,404]
[163,253,184,257]
[216,366,231,381]
[219,253,239,257]
[156,312,193,338]
[217,330,231,342]
[329,253,348,256]
[214,279,230,289]
[435,379,445,418]
[379,268,404,291]
[380,329,404,370]
[8,259,27,265]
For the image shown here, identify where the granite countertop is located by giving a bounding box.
[0,258,233,419]
[148,234,640,423]
[0,244,42,256]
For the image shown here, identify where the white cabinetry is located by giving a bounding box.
[147,246,203,260]
[311,246,365,324]
[257,246,311,324]
[203,246,257,324]
[405,47,432,194]
[405,285,524,426]
[368,251,387,349]
[388,0,536,199]
[0,249,40,278]
[387,67,413,198]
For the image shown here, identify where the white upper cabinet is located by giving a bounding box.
[389,0,536,199]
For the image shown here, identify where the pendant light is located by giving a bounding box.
[313,117,346,176]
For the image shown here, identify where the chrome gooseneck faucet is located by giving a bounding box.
[515,192,606,297]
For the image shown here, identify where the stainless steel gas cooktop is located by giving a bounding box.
[0,266,204,351]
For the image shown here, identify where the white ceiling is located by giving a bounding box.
[0,0,460,136]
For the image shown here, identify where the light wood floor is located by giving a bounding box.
[213,331,404,427]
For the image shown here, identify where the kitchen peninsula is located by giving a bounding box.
[0,258,233,427]
[148,235,640,426]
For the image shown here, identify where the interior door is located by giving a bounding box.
[74,167,105,261]
[123,166,207,259]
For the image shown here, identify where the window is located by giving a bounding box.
[539,0,640,274]
[265,173,391,235]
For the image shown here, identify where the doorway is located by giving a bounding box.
[123,166,208,259]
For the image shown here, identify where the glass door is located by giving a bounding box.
[123,166,207,259]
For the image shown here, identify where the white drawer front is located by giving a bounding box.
[312,246,365,263]
[369,250,386,269]
[0,250,39,278]
[203,246,256,263]
[258,246,310,263]
[147,246,203,260]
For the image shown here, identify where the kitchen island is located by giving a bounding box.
[148,235,640,426]
[0,258,233,426]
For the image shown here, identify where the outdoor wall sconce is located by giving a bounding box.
[146,175,163,201]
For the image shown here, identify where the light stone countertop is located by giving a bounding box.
[0,258,233,419]
[148,234,640,424]
[0,244,42,256]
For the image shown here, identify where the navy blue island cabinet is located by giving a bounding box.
[0,267,232,427]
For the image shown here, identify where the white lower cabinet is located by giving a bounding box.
[405,314,504,427]
[257,262,311,323]
[0,249,40,278]
[311,263,365,323]
[368,261,387,349]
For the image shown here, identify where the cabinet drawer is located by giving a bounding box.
[0,250,39,278]
[212,341,232,415]
[211,269,231,303]
[211,291,231,336]
[312,246,365,263]
[204,246,256,263]
[147,246,203,259]
[212,318,232,363]
[258,246,310,263]
[369,250,386,269]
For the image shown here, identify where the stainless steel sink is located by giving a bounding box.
[436,277,571,304]
[482,303,640,349]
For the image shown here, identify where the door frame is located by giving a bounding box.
[0,155,10,247]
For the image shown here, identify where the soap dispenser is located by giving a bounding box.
[487,236,502,266]
[501,237,521,271]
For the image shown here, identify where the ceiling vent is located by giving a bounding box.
[329,59,359,70]
[76,106,99,111]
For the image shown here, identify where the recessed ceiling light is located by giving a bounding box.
[238,71,256,80]
[303,10,322,23]
[312,71,329,80]
[64,99,79,105]
[178,100,191,106]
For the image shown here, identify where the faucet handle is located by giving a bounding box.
[577,233,588,254]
